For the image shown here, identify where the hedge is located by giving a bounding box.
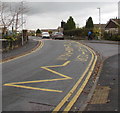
[103,32,120,41]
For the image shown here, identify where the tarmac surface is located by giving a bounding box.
[80,40,119,59]
[2,39,119,62]
[1,38,119,112]
[2,37,97,112]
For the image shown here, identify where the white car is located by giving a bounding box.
[42,32,50,39]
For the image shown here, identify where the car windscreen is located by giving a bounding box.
[54,32,63,35]
[42,32,49,35]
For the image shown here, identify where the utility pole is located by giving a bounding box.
[118,1,120,34]
[0,1,2,39]
[97,7,101,39]
[118,1,120,19]
[21,1,24,45]
[76,23,79,28]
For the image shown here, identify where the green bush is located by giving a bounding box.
[5,34,18,41]
[63,28,94,40]
[64,28,87,36]
[103,32,120,41]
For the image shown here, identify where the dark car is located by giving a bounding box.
[52,32,64,40]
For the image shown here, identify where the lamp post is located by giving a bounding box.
[118,1,120,19]
[97,7,101,39]
[21,1,24,45]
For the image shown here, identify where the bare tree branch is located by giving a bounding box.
[0,2,28,34]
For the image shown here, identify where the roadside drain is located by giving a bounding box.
[90,86,111,104]
[29,101,55,111]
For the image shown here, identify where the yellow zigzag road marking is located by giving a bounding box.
[4,61,72,93]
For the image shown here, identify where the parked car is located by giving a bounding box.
[42,32,50,39]
[52,32,64,40]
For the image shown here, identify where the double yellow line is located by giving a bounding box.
[52,42,97,113]
[0,40,44,64]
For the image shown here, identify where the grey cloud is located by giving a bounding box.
[26,2,116,16]
[4,2,117,18]
[3,2,118,29]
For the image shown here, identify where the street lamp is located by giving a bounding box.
[97,7,101,39]
[21,1,24,45]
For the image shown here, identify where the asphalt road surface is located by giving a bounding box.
[2,37,97,112]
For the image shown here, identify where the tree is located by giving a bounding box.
[0,3,16,35]
[36,29,41,34]
[36,29,41,36]
[85,17,94,29]
[64,16,76,30]
[0,2,28,35]
[13,2,28,32]
[48,30,52,35]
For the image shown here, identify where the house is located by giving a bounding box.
[105,19,120,34]
[41,27,63,34]
[94,24,106,34]
[41,29,58,33]
[94,24,106,30]
[28,30,36,36]
[57,27,63,33]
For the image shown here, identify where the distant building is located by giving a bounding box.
[41,29,58,33]
[58,27,63,33]
[41,27,63,33]
[105,19,120,34]
[94,24,106,30]
[28,30,36,36]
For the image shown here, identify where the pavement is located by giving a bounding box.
[79,40,119,113]
[2,37,40,61]
[80,40,119,45]
[84,54,119,112]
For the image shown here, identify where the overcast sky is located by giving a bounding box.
[24,2,119,30]
[1,1,119,30]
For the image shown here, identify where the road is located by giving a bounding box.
[2,37,97,112]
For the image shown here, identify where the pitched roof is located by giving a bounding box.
[112,19,120,26]
[94,24,106,29]
[105,19,120,28]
